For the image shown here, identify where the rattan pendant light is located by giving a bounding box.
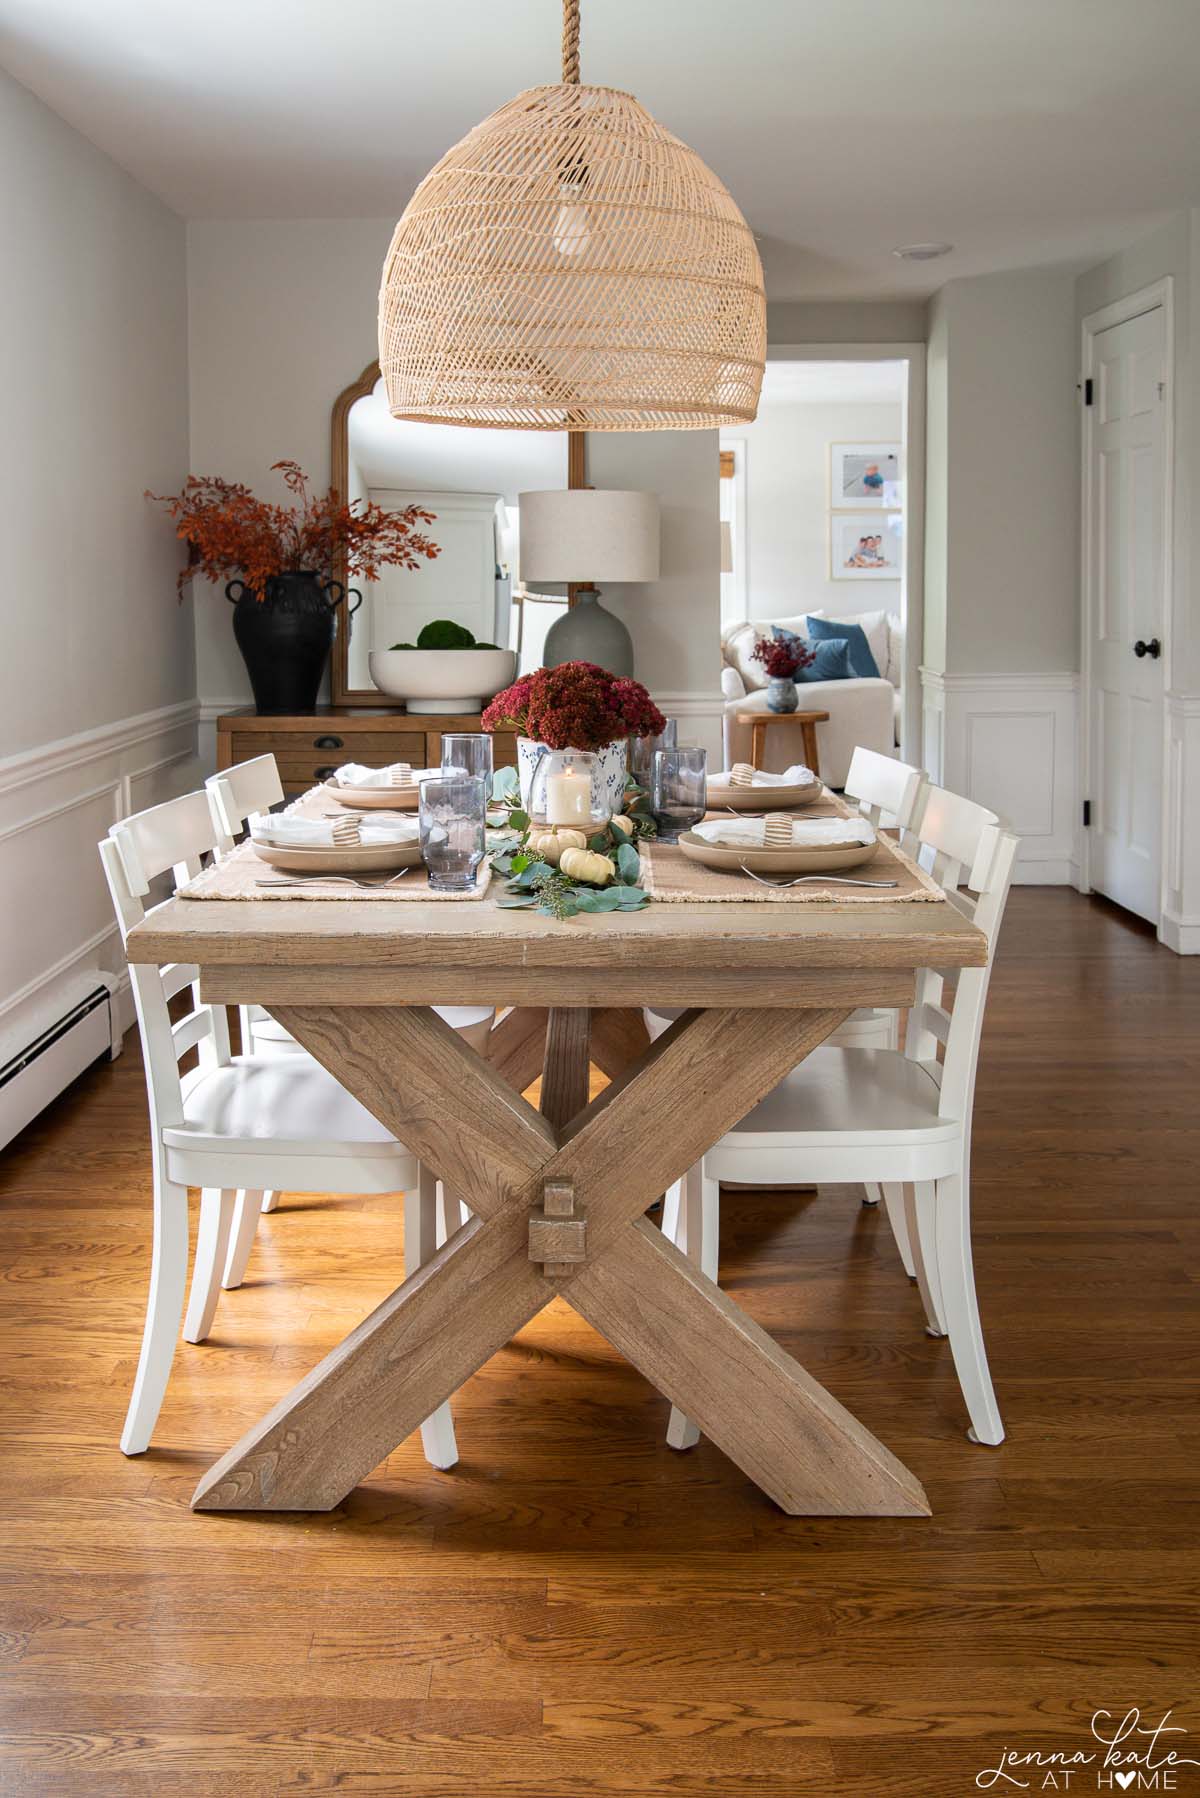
[378,0,766,430]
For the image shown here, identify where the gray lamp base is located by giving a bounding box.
[542,589,633,677]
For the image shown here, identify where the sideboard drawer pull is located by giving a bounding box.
[313,735,344,750]
[314,765,338,782]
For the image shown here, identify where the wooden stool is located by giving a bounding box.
[735,708,830,777]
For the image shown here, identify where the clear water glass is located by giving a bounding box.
[652,747,707,843]
[440,732,493,785]
[419,774,487,891]
[630,717,678,788]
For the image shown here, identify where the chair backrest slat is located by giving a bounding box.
[100,793,233,1134]
[844,747,926,838]
[901,793,1019,1125]
[206,755,285,846]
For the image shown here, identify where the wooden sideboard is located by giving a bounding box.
[215,709,518,793]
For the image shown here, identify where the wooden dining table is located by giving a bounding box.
[126,850,988,1518]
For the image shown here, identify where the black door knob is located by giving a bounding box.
[1134,637,1162,659]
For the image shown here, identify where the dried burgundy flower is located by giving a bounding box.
[482,662,665,751]
[751,633,816,680]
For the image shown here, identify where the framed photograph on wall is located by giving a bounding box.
[830,442,901,509]
[830,511,903,581]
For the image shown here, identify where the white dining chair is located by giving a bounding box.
[656,788,1019,1448]
[832,746,929,1218]
[204,753,494,1272]
[99,789,457,1469]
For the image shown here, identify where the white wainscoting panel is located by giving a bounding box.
[0,702,202,1072]
[920,670,1079,884]
[1162,691,1200,953]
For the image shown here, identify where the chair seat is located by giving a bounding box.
[167,1055,407,1159]
[706,1047,963,1186]
[730,1047,957,1142]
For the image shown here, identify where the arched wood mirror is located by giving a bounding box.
[329,362,578,706]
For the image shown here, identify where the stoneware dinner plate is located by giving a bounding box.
[327,781,421,810]
[678,832,878,876]
[706,781,823,812]
[251,839,424,874]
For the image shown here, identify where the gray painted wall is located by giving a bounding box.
[923,268,1079,675]
[0,68,192,758]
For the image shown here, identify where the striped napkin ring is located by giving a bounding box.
[763,812,793,848]
[330,815,363,846]
[388,764,414,787]
[730,763,757,788]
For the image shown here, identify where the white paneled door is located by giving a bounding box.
[1085,304,1166,924]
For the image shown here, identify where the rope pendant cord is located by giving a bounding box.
[562,0,581,84]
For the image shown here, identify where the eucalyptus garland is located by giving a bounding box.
[489,767,654,920]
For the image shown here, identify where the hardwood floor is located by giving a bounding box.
[0,889,1196,1795]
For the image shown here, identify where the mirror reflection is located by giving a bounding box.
[344,379,569,695]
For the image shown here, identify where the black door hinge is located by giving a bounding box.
[1082,799,1091,827]
[1084,378,1094,406]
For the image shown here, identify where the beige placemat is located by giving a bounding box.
[179,785,492,902]
[638,835,944,904]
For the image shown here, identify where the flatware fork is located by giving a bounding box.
[738,864,898,889]
[254,869,411,890]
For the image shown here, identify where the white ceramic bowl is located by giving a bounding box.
[368,647,518,714]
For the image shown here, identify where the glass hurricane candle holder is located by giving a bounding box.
[528,749,610,830]
[418,774,487,892]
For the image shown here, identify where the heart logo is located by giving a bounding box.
[1115,1775,1137,1791]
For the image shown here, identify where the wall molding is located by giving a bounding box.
[0,698,199,794]
[921,668,1080,884]
[0,703,201,1103]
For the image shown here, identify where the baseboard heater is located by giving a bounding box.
[0,972,120,1152]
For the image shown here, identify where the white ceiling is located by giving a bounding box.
[2,0,1198,298]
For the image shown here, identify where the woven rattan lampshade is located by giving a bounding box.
[379,23,766,431]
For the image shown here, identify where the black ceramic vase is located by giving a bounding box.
[226,572,359,714]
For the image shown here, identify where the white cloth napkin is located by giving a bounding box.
[709,763,816,788]
[692,817,876,848]
[248,811,420,848]
[333,762,438,788]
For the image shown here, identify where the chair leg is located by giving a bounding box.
[222,1190,265,1290]
[881,1182,917,1279]
[435,1181,469,1248]
[406,1169,459,1471]
[660,1178,683,1244]
[184,1188,237,1344]
[904,1180,947,1337]
[666,1166,718,1451]
[120,1175,190,1455]
[862,1181,882,1207]
[261,1191,280,1213]
[934,1173,1004,1445]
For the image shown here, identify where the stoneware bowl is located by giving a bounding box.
[368,647,517,714]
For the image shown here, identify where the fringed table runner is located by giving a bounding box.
[638,837,945,906]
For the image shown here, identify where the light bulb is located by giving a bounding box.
[552,197,591,259]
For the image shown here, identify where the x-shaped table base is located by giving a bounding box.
[192,1004,929,1516]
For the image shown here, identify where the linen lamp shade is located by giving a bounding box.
[518,490,660,583]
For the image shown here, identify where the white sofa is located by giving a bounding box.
[720,609,902,789]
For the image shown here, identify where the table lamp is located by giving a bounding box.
[517,488,660,677]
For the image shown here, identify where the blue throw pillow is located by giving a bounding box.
[772,627,854,682]
[805,614,880,679]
